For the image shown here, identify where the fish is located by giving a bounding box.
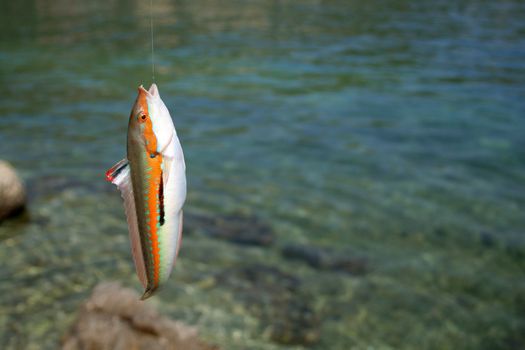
[105,83,186,300]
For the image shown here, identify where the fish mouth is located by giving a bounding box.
[138,84,159,98]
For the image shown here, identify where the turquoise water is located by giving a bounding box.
[1,0,524,349]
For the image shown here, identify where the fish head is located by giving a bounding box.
[128,84,175,157]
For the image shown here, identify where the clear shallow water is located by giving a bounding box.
[1,0,525,349]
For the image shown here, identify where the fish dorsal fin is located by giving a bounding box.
[105,158,129,182]
[106,159,148,288]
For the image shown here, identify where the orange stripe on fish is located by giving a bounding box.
[144,153,162,287]
[137,88,158,157]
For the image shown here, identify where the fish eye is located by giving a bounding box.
[141,115,147,120]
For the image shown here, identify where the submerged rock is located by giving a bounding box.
[0,160,26,221]
[282,244,369,275]
[185,212,274,246]
[216,264,320,346]
[27,174,108,201]
[62,282,219,350]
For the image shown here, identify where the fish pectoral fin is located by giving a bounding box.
[162,156,172,187]
[107,158,148,289]
[105,158,129,184]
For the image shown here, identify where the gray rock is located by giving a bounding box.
[0,160,26,221]
[62,282,219,350]
[27,174,109,200]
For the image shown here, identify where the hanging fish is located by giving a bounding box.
[106,84,186,300]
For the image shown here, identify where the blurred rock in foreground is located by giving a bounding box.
[62,282,219,350]
[0,160,26,221]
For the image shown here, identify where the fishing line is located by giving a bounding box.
[150,0,155,82]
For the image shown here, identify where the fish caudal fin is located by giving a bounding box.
[106,159,148,289]
[140,286,158,300]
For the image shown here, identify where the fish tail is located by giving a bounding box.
[140,285,157,300]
